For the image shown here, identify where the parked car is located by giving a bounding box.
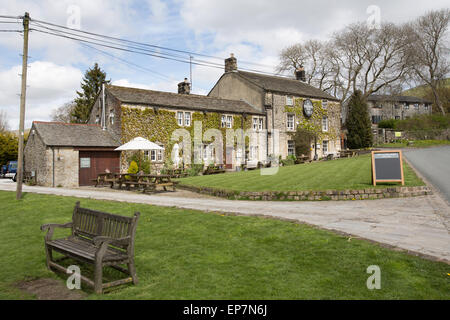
[0,165,7,178]
[4,161,18,180]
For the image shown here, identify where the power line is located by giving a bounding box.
[0,30,22,32]
[30,17,275,69]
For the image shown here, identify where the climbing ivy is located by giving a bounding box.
[284,98,340,142]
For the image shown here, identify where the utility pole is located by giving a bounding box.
[16,12,30,200]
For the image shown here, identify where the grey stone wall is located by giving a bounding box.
[24,129,50,186]
[88,88,122,141]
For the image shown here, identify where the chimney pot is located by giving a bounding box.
[225,53,237,73]
[295,66,306,82]
[178,78,191,94]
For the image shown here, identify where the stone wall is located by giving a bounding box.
[50,147,79,188]
[179,184,432,201]
[24,129,50,186]
[374,128,450,144]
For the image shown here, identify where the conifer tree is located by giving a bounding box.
[345,90,373,149]
[71,63,109,123]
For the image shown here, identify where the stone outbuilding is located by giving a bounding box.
[24,121,120,187]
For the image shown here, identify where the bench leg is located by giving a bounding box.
[44,244,53,270]
[128,259,138,285]
[94,261,103,294]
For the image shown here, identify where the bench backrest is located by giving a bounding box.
[71,202,140,250]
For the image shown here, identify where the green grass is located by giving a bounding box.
[177,154,424,193]
[0,191,449,300]
[376,140,450,148]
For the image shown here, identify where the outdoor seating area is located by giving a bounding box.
[93,172,179,193]
[203,164,226,175]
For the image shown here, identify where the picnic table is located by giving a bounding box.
[117,173,177,192]
[92,172,117,187]
[203,164,226,175]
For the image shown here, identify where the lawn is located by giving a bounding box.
[177,154,424,193]
[0,191,448,300]
[376,140,450,148]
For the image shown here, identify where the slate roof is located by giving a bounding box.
[236,71,339,101]
[106,85,264,115]
[32,122,120,147]
[368,94,432,104]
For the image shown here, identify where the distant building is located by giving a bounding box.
[367,94,432,127]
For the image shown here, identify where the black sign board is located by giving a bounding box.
[371,150,404,186]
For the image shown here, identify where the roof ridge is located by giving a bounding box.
[33,121,101,127]
[107,84,253,105]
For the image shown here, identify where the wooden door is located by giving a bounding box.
[79,151,120,186]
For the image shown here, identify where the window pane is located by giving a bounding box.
[177,112,183,126]
[184,112,191,126]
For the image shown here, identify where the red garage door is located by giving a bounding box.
[79,151,120,186]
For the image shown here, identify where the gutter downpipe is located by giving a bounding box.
[102,82,106,130]
[52,147,55,187]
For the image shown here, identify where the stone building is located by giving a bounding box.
[24,121,120,187]
[368,94,432,127]
[208,54,342,159]
[87,81,265,172]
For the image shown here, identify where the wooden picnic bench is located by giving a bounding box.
[203,164,226,175]
[40,202,140,294]
[92,172,117,187]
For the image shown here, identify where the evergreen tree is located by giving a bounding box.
[345,90,373,149]
[71,63,109,123]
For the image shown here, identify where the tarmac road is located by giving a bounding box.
[403,146,450,203]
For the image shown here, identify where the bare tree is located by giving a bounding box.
[408,9,450,115]
[51,101,76,123]
[0,110,9,132]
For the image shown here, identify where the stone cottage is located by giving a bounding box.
[24,121,120,187]
[208,54,342,160]
[87,81,265,172]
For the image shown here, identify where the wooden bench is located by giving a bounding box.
[40,202,140,294]
[203,165,226,175]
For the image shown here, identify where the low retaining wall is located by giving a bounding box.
[178,184,432,201]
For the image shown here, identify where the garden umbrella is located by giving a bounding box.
[115,137,164,151]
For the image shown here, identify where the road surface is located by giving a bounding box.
[403,146,450,203]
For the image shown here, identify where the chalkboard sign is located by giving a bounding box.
[371,150,404,186]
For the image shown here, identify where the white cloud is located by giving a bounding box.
[0,61,82,129]
[113,78,180,93]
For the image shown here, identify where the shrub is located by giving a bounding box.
[378,119,398,129]
[187,163,204,176]
[281,155,296,166]
[128,161,139,174]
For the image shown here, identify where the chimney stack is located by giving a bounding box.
[178,78,191,94]
[225,53,237,73]
[295,66,306,82]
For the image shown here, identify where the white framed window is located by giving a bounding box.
[221,115,227,128]
[253,117,258,130]
[226,115,233,128]
[259,118,263,131]
[157,146,163,161]
[184,112,191,126]
[150,150,157,161]
[177,111,183,126]
[322,140,328,154]
[414,103,419,110]
[109,111,114,125]
[286,96,294,106]
[287,140,295,156]
[424,104,429,110]
[404,104,409,110]
[287,114,295,131]
[322,100,328,109]
[322,116,328,132]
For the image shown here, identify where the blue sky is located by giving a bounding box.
[0,0,448,129]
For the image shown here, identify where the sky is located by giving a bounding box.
[0,0,448,130]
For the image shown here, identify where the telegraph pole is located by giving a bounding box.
[16,12,30,200]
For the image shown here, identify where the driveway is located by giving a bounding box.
[0,178,449,263]
[403,146,450,203]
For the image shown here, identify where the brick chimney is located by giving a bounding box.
[225,53,237,72]
[178,78,191,94]
[295,66,306,82]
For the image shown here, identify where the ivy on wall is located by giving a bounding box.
[284,98,340,142]
[121,106,253,167]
